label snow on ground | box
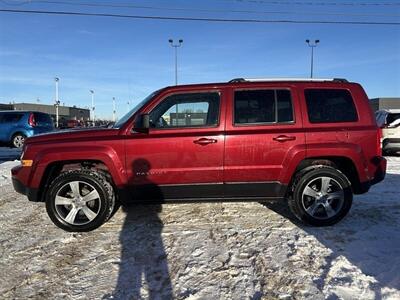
[0,147,399,299]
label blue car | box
[0,111,54,147]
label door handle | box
[273,135,296,142]
[193,138,218,145]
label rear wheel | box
[288,166,353,226]
[11,133,26,148]
[46,170,115,232]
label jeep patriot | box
[12,78,387,231]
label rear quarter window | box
[305,89,358,123]
[387,113,400,125]
[1,113,24,123]
[34,113,53,124]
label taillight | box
[377,127,382,156]
[28,113,36,127]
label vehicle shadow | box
[262,172,400,297]
[107,158,173,299]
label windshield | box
[113,90,160,128]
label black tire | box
[46,170,115,232]
[288,166,353,226]
[11,133,26,148]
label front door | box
[125,89,226,201]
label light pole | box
[112,97,116,122]
[90,90,95,126]
[305,39,320,78]
[54,77,60,128]
[168,39,183,85]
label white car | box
[376,109,400,155]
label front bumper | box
[12,177,39,202]
[11,165,39,202]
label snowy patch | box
[0,155,399,299]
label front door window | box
[149,92,220,129]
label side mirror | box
[133,113,150,133]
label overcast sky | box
[0,0,399,119]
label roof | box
[228,77,348,83]
[376,109,400,113]
[164,77,354,90]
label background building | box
[369,98,400,112]
[0,103,13,110]
[0,102,90,126]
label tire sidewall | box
[293,167,353,226]
[46,171,113,232]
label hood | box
[25,127,120,144]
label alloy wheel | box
[301,176,345,220]
[13,135,25,148]
[54,181,101,225]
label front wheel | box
[288,167,353,226]
[46,170,115,232]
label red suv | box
[12,78,386,231]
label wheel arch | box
[35,159,121,202]
[9,130,27,142]
[291,156,363,194]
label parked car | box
[0,111,54,148]
[67,119,83,128]
[12,78,386,231]
[375,109,400,155]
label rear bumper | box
[370,156,386,185]
[357,156,386,194]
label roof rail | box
[228,77,348,83]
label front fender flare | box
[28,145,127,189]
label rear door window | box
[2,113,24,123]
[305,89,358,123]
[234,89,294,125]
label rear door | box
[0,113,24,141]
[0,113,5,141]
[224,85,305,199]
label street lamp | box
[305,39,320,78]
[90,90,95,126]
[168,39,183,85]
[54,77,60,128]
[112,97,116,122]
